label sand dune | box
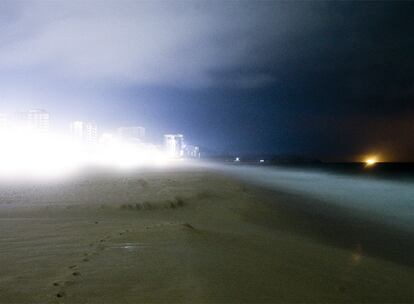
[0,168,413,303]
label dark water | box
[228,162,414,181]
[266,162,414,181]
[211,162,414,231]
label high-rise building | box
[70,121,98,145]
[184,145,200,158]
[0,113,8,131]
[27,109,50,132]
[164,134,184,158]
[117,126,145,142]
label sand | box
[0,168,413,303]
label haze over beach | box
[1,1,414,303]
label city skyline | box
[0,1,413,161]
[0,107,199,161]
[0,108,199,151]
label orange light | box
[365,158,377,167]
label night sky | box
[0,1,413,161]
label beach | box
[0,166,413,303]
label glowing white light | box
[235,157,240,162]
[0,124,170,179]
[94,136,168,168]
[0,126,81,178]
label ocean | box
[210,162,414,232]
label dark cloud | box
[0,1,309,88]
[0,1,413,160]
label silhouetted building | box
[70,121,98,145]
[27,109,50,132]
[184,144,200,158]
[10,109,50,132]
[164,134,184,158]
[0,113,8,131]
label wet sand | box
[0,168,413,303]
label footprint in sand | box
[56,291,66,298]
[119,229,130,236]
[52,281,75,300]
[53,280,75,287]
[52,228,134,298]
